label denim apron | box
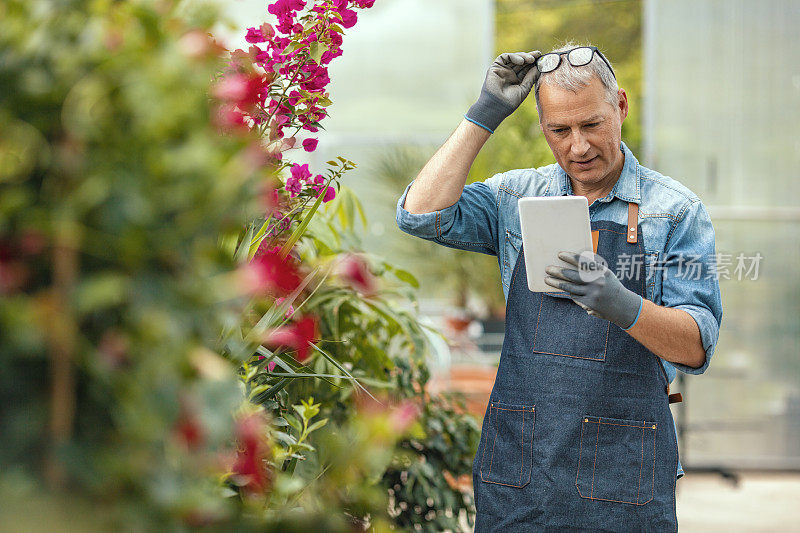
[472,212,679,532]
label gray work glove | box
[544,251,644,330]
[465,51,542,133]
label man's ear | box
[617,88,629,122]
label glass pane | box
[646,0,800,469]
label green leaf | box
[279,176,327,259]
[294,442,314,452]
[250,379,290,403]
[275,431,298,446]
[284,414,302,433]
[309,41,327,65]
[393,268,419,288]
[307,418,328,433]
[307,215,340,252]
[76,273,129,313]
[234,223,254,264]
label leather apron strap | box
[627,202,638,244]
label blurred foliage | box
[0,0,482,529]
[382,356,481,532]
[0,0,260,527]
[245,181,483,528]
[377,146,507,316]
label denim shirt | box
[395,141,723,384]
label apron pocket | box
[533,292,611,361]
[479,401,535,488]
[576,416,657,505]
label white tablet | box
[518,196,593,293]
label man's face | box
[538,76,628,188]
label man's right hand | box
[465,51,541,134]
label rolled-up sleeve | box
[395,172,505,256]
[660,200,723,375]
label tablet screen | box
[517,196,593,293]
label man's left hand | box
[544,251,643,330]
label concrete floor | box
[457,472,800,532]
[677,472,800,532]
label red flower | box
[212,73,262,107]
[263,315,319,362]
[231,412,271,495]
[213,103,248,134]
[174,396,205,450]
[336,253,377,296]
[242,246,303,297]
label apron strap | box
[666,383,683,404]
[627,202,638,244]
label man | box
[395,43,723,531]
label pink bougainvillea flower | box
[263,315,319,363]
[245,27,266,43]
[268,0,307,18]
[257,211,291,241]
[212,73,262,107]
[231,412,271,496]
[254,354,278,372]
[269,0,307,34]
[285,175,302,197]
[322,186,336,203]
[213,103,249,134]
[274,296,295,319]
[389,400,420,433]
[242,246,303,297]
[339,8,358,28]
[290,162,312,181]
[302,70,330,92]
[245,23,276,44]
[336,253,376,296]
[302,138,318,152]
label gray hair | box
[534,42,619,119]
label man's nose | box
[569,131,590,157]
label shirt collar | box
[556,141,641,204]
